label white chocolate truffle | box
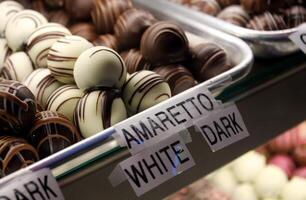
[210,168,237,195]
[23,68,63,109]
[0,39,11,70]
[74,46,127,91]
[1,52,33,82]
[0,1,23,37]
[254,165,288,199]
[5,10,47,51]
[232,151,266,182]
[232,184,257,200]
[122,70,171,115]
[281,177,306,200]
[47,85,84,122]
[74,90,127,138]
[47,35,93,84]
[27,23,71,68]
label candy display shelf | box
[58,53,306,200]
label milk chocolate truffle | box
[5,10,48,51]
[46,85,84,121]
[217,5,250,27]
[32,0,49,18]
[27,23,72,68]
[47,35,93,84]
[1,52,34,82]
[48,10,70,27]
[120,49,151,74]
[28,111,80,159]
[0,39,11,69]
[285,6,306,28]
[141,21,189,65]
[191,43,231,81]
[248,12,287,30]
[93,34,119,51]
[154,65,196,96]
[216,0,239,8]
[240,0,268,13]
[69,23,98,42]
[74,90,127,138]
[91,0,133,34]
[23,68,63,109]
[0,80,37,136]
[74,46,127,91]
[114,9,156,50]
[0,1,23,37]
[65,0,93,21]
[188,0,221,16]
[0,136,38,177]
[44,0,64,8]
[122,70,171,115]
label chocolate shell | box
[240,0,269,13]
[44,0,64,8]
[65,0,93,21]
[120,49,151,74]
[216,0,239,8]
[217,5,250,27]
[285,6,306,28]
[247,12,287,30]
[69,23,98,42]
[188,0,221,16]
[93,34,120,51]
[48,10,70,27]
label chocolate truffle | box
[191,43,231,81]
[91,0,133,34]
[0,136,38,177]
[154,65,196,96]
[1,52,34,82]
[5,10,48,51]
[120,49,151,74]
[48,10,70,27]
[47,35,93,84]
[23,68,63,109]
[293,145,306,166]
[74,90,127,138]
[69,23,98,42]
[216,0,239,8]
[0,39,11,69]
[282,177,306,200]
[285,6,306,28]
[232,184,257,200]
[188,0,221,16]
[248,12,287,30]
[0,80,37,136]
[217,5,250,27]
[240,0,269,13]
[141,21,189,65]
[32,0,49,18]
[74,46,127,91]
[44,0,64,8]
[0,1,24,37]
[293,167,306,179]
[210,168,237,196]
[93,34,119,51]
[46,85,84,122]
[122,70,171,115]
[27,23,72,68]
[114,9,156,50]
[65,0,93,21]
[28,111,80,159]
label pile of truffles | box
[171,0,306,30]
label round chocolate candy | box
[47,35,93,84]
[293,167,306,179]
[0,39,11,69]
[44,0,64,8]
[91,0,133,34]
[293,145,306,166]
[217,5,250,27]
[247,12,287,31]
[191,43,231,81]
[46,85,84,122]
[28,111,81,159]
[27,23,72,68]
[285,6,306,28]
[240,0,268,13]
[140,21,189,65]
[281,177,306,200]
[48,10,70,27]
[154,65,196,96]
[5,10,48,51]
[1,52,34,82]
[74,46,127,91]
[74,90,127,138]
[65,0,93,21]
[31,0,49,18]
[269,154,296,177]
[216,0,239,8]
[120,49,151,74]
[188,0,221,16]
[69,23,98,42]
[0,80,37,136]
[0,136,38,177]
[114,9,156,50]
[23,68,63,109]
[122,70,171,115]
[93,34,120,52]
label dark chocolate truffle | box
[32,0,49,18]
[48,10,70,27]
[140,21,189,65]
[188,0,221,16]
[65,0,93,21]
[240,0,269,13]
[217,5,250,27]
[120,49,151,74]
[0,80,37,136]
[191,43,231,81]
[0,136,38,177]
[93,34,119,51]
[285,6,306,28]
[114,9,156,50]
[27,111,81,159]
[216,0,239,8]
[154,65,196,96]
[69,23,98,42]
[91,0,133,34]
[44,0,64,8]
[247,12,287,31]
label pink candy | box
[269,154,296,177]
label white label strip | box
[113,85,219,155]
[0,168,65,200]
[289,23,306,54]
[194,104,249,152]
